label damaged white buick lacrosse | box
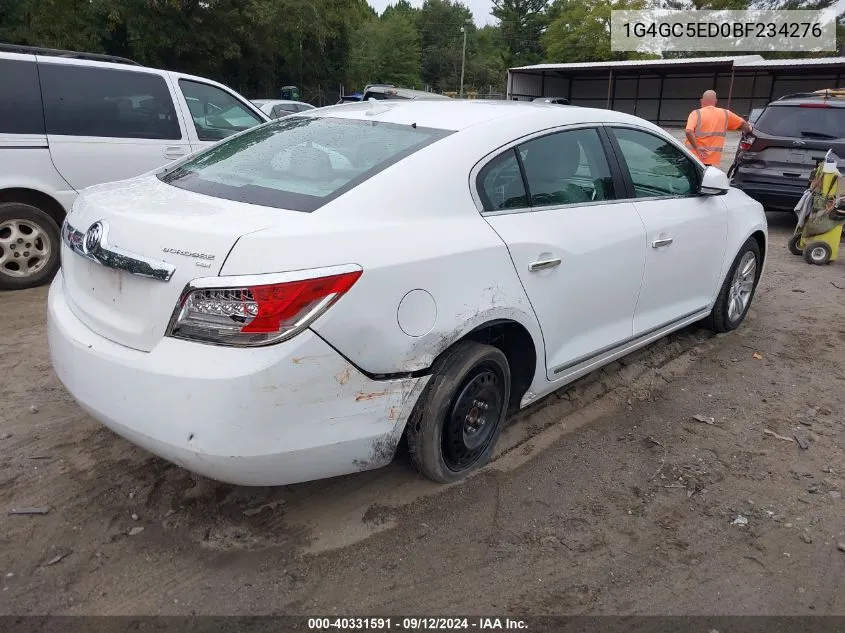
[48,99,767,486]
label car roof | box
[262,99,313,106]
[770,90,845,108]
[308,99,655,133]
[365,86,451,100]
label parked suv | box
[730,90,845,211]
[0,44,269,290]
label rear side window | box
[755,104,845,140]
[517,128,615,206]
[478,149,528,211]
[39,64,180,139]
[159,116,451,212]
[0,58,45,134]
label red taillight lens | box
[799,103,832,108]
[739,135,755,151]
[168,269,362,347]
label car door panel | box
[478,126,646,381]
[38,61,191,191]
[486,204,646,379]
[607,126,729,335]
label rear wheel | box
[406,341,510,484]
[0,203,61,290]
[708,237,761,333]
[803,241,831,266]
[788,234,803,256]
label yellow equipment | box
[788,149,845,265]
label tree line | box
[0,0,840,104]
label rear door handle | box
[528,258,561,272]
[652,237,673,248]
[164,146,187,160]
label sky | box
[367,0,496,26]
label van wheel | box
[0,203,61,290]
[406,341,511,484]
[787,234,803,256]
[803,241,831,266]
[707,237,761,333]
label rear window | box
[159,116,451,212]
[755,104,845,140]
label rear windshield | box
[159,116,450,211]
[755,104,845,140]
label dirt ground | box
[1,211,844,616]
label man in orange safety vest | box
[685,90,752,167]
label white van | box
[0,44,269,290]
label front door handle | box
[652,237,674,249]
[528,258,562,272]
[164,146,187,160]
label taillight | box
[167,268,362,347]
[799,103,832,108]
[739,135,755,151]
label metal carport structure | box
[507,56,845,126]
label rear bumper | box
[47,272,426,486]
[732,176,805,211]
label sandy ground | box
[1,202,845,614]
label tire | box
[406,341,511,484]
[0,202,61,290]
[788,234,804,256]
[707,237,761,333]
[803,241,831,266]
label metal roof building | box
[507,56,845,125]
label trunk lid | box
[61,175,306,352]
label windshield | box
[755,104,845,139]
[159,116,450,212]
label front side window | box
[39,64,180,139]
[159,116,451,212]
[0,58,45,135]
[611,127,698,198]
[517,128,615,207]
[179,80,263,142]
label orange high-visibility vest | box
[685,106,741,167]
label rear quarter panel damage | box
[220,127,549,402]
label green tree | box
[492,0,548,66]
[348,11,422,88]
[543,0,650,62]
[416,0,475,91]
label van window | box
[39,64,181,139]
[178,80,263,142]
[0,58,45,135]
[159,116,451,212]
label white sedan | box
[48,100,767,486]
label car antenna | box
[411,122,417,128]
[366,98,391,116]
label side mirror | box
[700,166,730,195]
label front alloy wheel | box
[708,237,761,333]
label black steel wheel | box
[406,341,510,483]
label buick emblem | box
[83,221,105,255]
